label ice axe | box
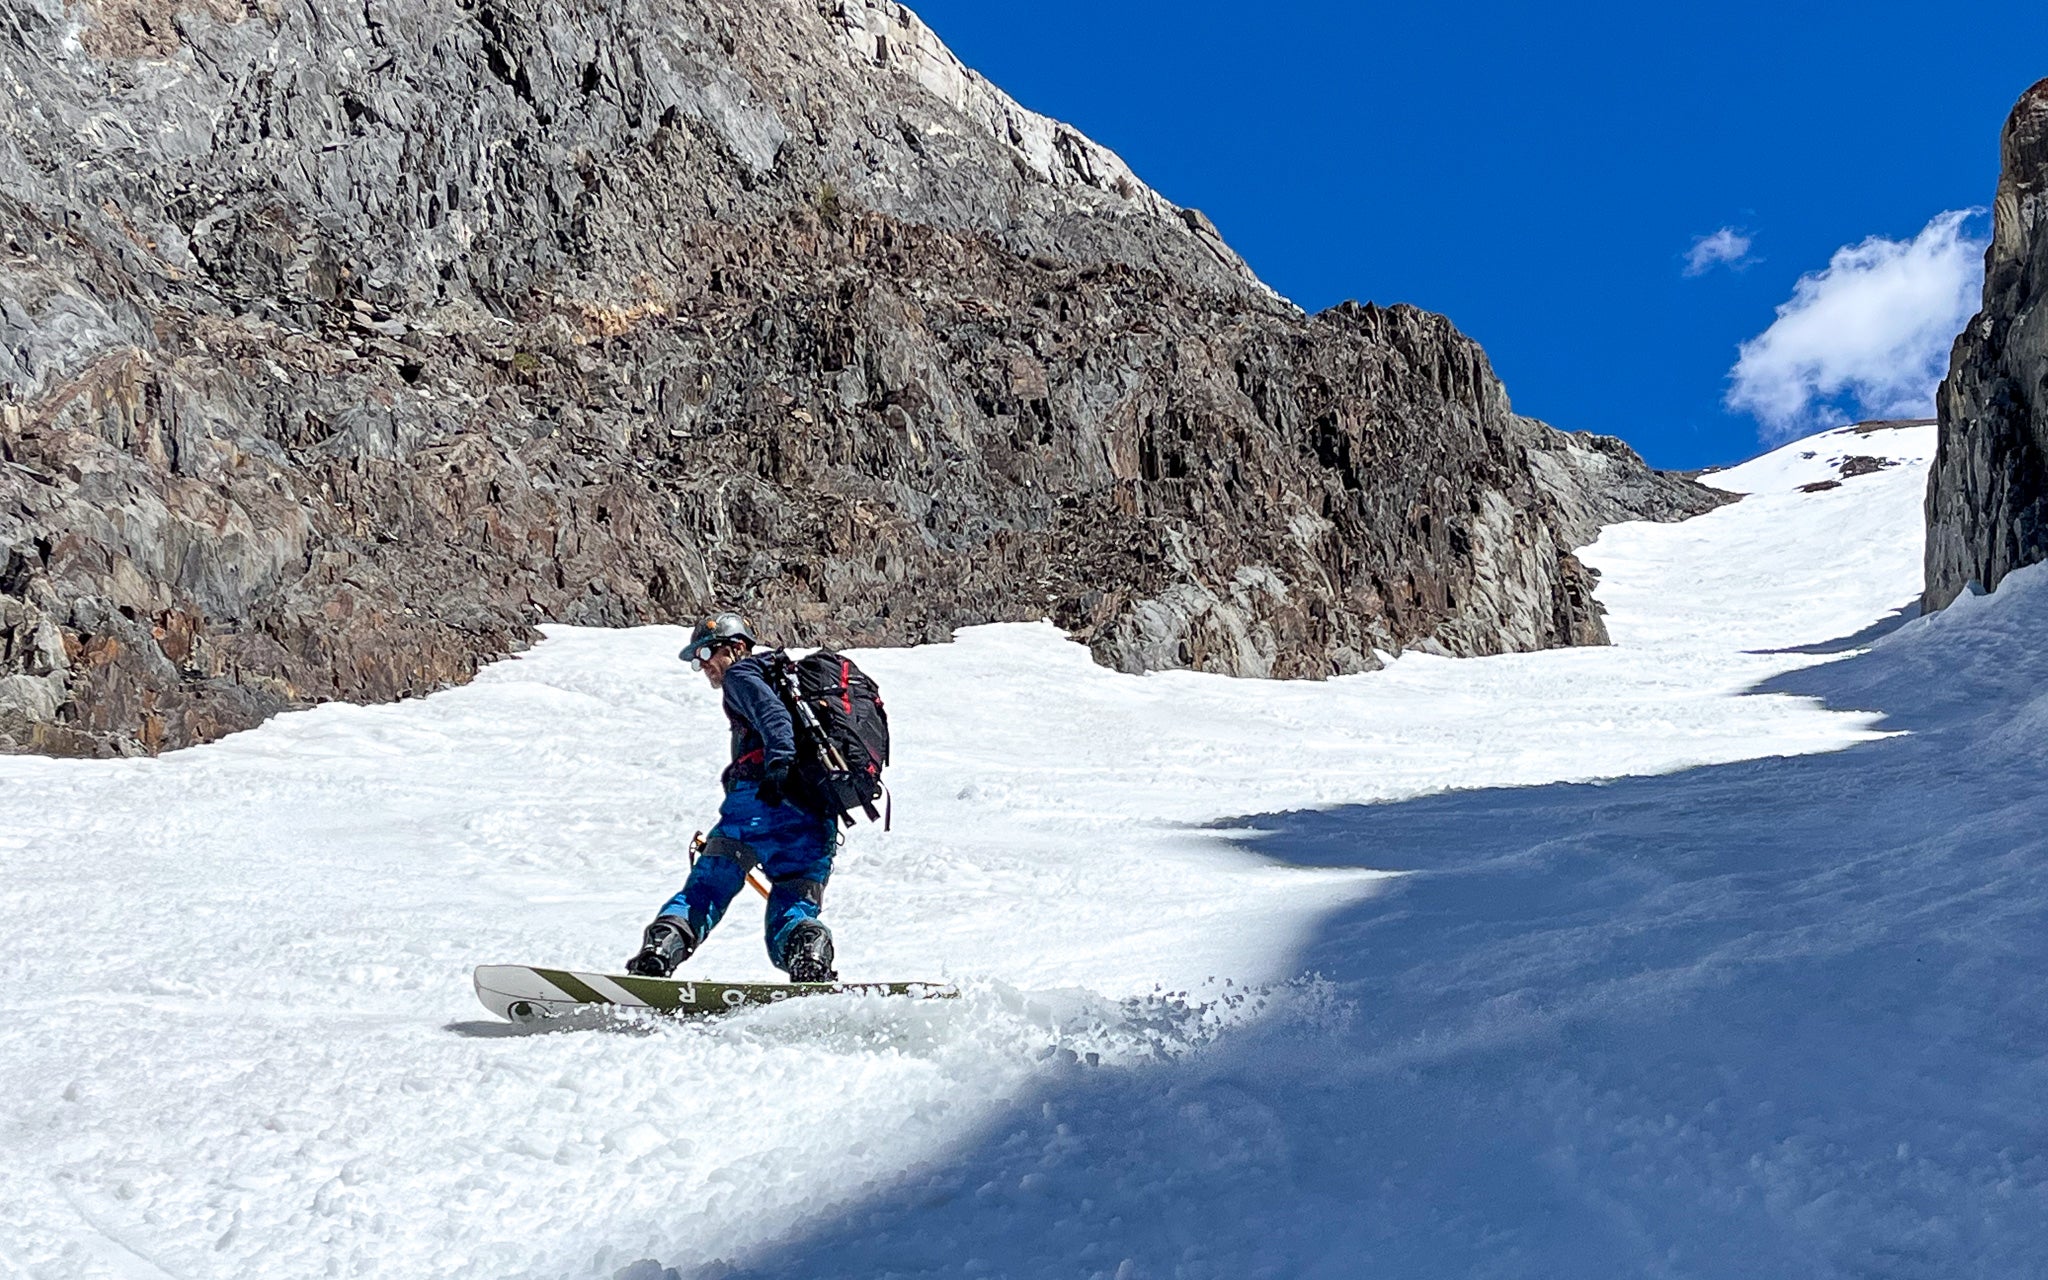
[690,830,774,901]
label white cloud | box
[1725,210,1987,439]
[1684,227,1755,276]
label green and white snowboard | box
[473,964,956,1024]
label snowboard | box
[473,964,956,1024]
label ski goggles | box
[682,639,729,669]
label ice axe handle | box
[694,828,769,899]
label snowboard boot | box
[624,916,697,977]
[781,920,838,984]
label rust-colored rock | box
[0,0,1720,756]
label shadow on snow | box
[1753,601,1923,656]
[650,577,2048,1280]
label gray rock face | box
[0,0,1720,756]
[1926,78,2048,610]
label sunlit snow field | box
[9,423,2047,1278]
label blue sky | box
[905,0,2048,470]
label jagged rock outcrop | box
[0,0,1719,756]
[1926,78,2048,609]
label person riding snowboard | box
[626,611,839,983]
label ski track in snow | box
[10,423,2043,1278]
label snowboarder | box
[626,611,840,982]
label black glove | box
[757,761,790,808]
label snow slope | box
[12,421,2043,1278]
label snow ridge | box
[10,423,2039,1278]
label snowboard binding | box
[625,916,698,977]
[781,920,838,983]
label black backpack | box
[770,649,890,826]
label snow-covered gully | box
[8,424,2045,1277]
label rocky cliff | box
[0,0,1719,756]
[1926,78,2048,609]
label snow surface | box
[9,421,2045,1278]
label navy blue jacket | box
[720,652,797,788]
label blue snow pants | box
[657,781,837,970]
